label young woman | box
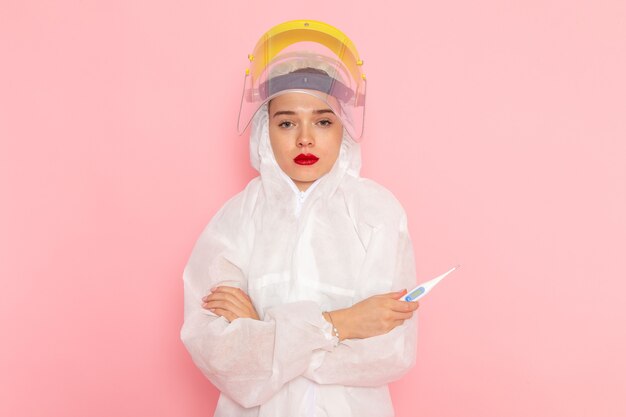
[181,20,419,417]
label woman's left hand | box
[202,286,260,322]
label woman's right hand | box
[202,286,260,322]
[328,289,419,340]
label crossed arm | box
[180,197,418,408]
[202,285,417,341]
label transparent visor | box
[237,20,367,141]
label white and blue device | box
[402,265,460,302]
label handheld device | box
[402,265,460,302]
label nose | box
[297,125,314,148]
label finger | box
[207,287,260,320]
[204,291,248,311]
[220,291,258,317]
[238,288,253,301]
[204,291,246,308]
[211,287,258,317]
[208,287,253,307]
[204,289,259,317]
[210,286,249,297]
[235,288,255,304]
[380,289,407,298]
[211,308,238,323]
[203,299,248,318]
[204,297,258,321]
[390,289,408,299]
[388,299,419,312]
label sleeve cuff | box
[320,316,340,347]
[263,300,339,349]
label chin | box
[292,176,317,183]
[290,171,319,182]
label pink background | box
[1,1,625,416]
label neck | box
[294,180,313,192]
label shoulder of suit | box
[338,176,407,227]
[213,176,262,220]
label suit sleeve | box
[302,210,419,387]
[180,193,337,409]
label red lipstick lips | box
[294,153,319,165]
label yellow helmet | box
[237,19,367,141]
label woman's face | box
[268,92,344,192]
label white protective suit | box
[180,102,419,417]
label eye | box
[318,119,333,127]
[278,121,295,128]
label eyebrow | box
[272,109,335,118]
